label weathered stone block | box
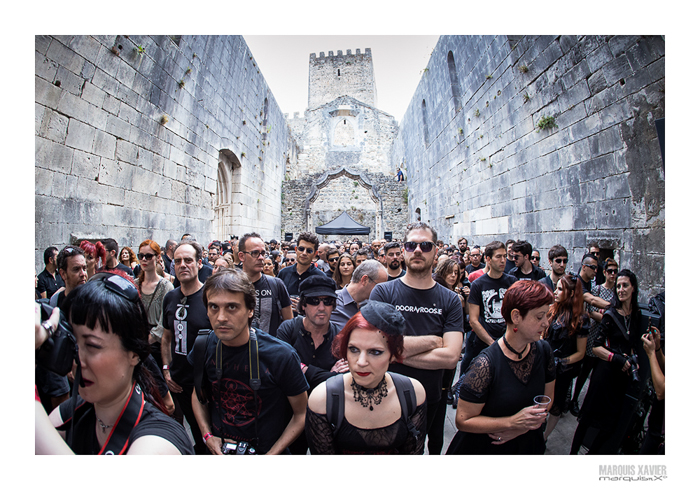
[36,136,73,173]
[65,118,96,153]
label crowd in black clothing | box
[35,230,664,455]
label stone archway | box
[304,167,384,239]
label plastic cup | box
[533,395,551,408]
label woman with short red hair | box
[447,280,556,454]
[305,300,427,454]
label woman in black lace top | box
[447,280,555,454]
[305,301,427,454]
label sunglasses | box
[242,250,264,259]
[297,246,315,255]
[100,274,139,303]
[531,256,540,261]
[328,257,339,263]
[554,258,568,264]
[404,241,435,253]
[137,252,156,260]
[305,297,335,306]
[583,263,597,270]
[605,268,618,274]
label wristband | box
[162,364,170,370]
[300,363,307,370]
[203,432,213,444]
[608,352,614,362]
[655,347,661,352]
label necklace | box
[502,335,528,359]
[96,416,114,433]
[351,376,388,411]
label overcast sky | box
[244,35,439,122]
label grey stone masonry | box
[391,35,664,301]
[35,35,291,270]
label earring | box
[513,327,518,332]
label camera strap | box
[58,381,145,454]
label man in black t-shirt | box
[238,232,292,336]
[465,246,486,275]
[508,240,546,281]
[277,232,325,309]
[161,240,211,454]
[190,268,308,454]
[99,238,135,278]
[539,244,569,292]
[384,242,406,281]
[37,246,64,299]
[462,241,517,375]
[370,223,463,454]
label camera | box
[627,354,640,383]
[35,300,78,376]
[221,440,256,455]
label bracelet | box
[608,352,614,362]
[300,363,307,370]
[41,320,54,339]
[203,432,213,444]
[162,364,170,371]
[655,347,661,352]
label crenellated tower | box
[308,48,377,109]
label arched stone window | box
[215,149,241,239]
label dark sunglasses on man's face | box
[605,268,618,274]
[328,257,339,263]
[137,253,156,261]
[305,297,335,306]
[531,256,540,261]
[297,246,315,255]
[554,258,568,264]
[404,241,435,253]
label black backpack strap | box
[325,373,345,436]
[267,276,284,320]
[388,372,420,440]
[193,329,212,405]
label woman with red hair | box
[79,240,106,279]
[447,280,555,454]
[305,300,427,454]
[542,273,588,441]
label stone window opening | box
[448,51,462,115]
[421,100,429,147]
[415,207,422,221]
[338,69,341,77]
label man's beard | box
[406,256,432,275]
[388,260,401,271]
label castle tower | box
[308,48,377,109]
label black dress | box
[544,316,589,416]
[571,308,650,454]
[447,340,556,455]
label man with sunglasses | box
[238,232,293,337]
[324,248,340,278]
[508,240,546,281]
[369,222,464,454]
[277,232,325,311]
[540,245,569,292]
[161,240,212,454]
[277,274,348,454]
[579,253,611,310]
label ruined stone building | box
[35,35,664,298]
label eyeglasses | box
[554,258,568,264]
[404,241,435,253]
[137,253,156,261]
[242,250,264,259]
[297,246,315,255]
[305,297,335,306]
[582,263,597,270]
[328,257,339,263]
[531,256,540,261]
[590,251,600,256]
[605,268,618,274]
[100,274,139,303]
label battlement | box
[310,48,372,60]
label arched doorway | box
[215,149,241,240]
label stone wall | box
[392,35,665,299]
[35,35,290,270]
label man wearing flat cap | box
[277,274,349,454]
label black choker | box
[351,376,388,411]
[502,335,528,359]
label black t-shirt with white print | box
[163,286,211,386]
[252,275,291,337]
[370,279,463,404]
[467,273,518,341]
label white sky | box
[244,35,439,121]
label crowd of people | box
[34,225,664,455]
